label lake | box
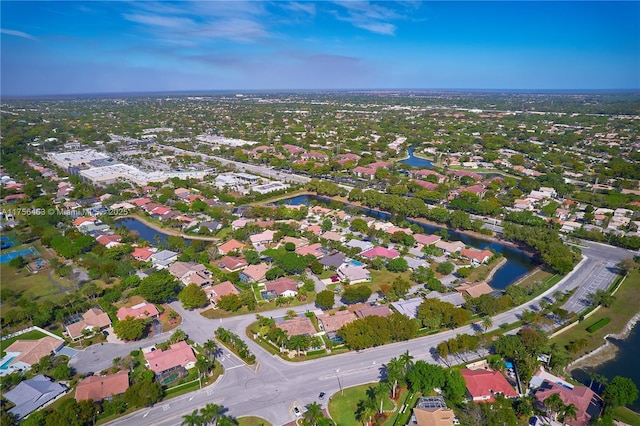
[115,218,190,246]
[571,325,640,413]
[278,194,534,289]
[400,146,434,168]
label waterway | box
[571,325,640,413]
[115,218,190,246]
[400,146,434,168]
[278,194,534,289]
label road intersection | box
[83,240,636,425]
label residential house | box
[281,236,309,249]
[198,221,221,233]
[434,240,465,255]
[132,247,157,262]
[408,396,456,426]
[460,248,493,265]
[423,291,465,307]
[116,302,159,321]
[264,277,299,298]
[317,310,357,334]
[96,234,122,249]
[404,256,429,270]
[390,298,423,320]
[460,368,518,402]
[361,246,400,260]
[321,231,344,243]
[354,305,392,319]
[65,308,112,341]
[240,263,270,283]
[205,281,240,305]
[218,239,246,255]
[75,370,129,402]
[4,375,67,419]
[169,262,212,286]
[295,243,325,259]
[534,380,603,426]
[412,179,439,191]
[410,169,446,183]
[319,253,346,269]
[250,230,276,246]
[455,282,494,298]
[149,250,178,268]
[217,256,248,272]
[337,263,371,284]
[1,337,65,376]
[414,234,442,246]
[276,317,317,337]
[144,341,197,380]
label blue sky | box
[1,1,639,95]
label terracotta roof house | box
[412,179,439,191]
[309,206,332,216]
[169,262,211,286]
[240,263,270,283]
[301,151,329,161]
[131,197,152,207]
[361,246,400,260]
[3,337,64,373]
[96,234,122,249]
[455,282,494,298]
[73,216,97,227]
[282,144,307,155]
[116,302,159,321]
[4,375,67,419]
[414,234,442,246]
[265,277,299,297]
[354,305,392,319]
[337,264,371,284]
[411,169,446,183]
[66,308,112,340]
[276,317,317,337]
[321,231,344,242]
[144,341,197,376]
[305,224,322,235]
[460,248,493,265]
[75,371,129,402]
[460,368,518,402]
[205,281,240,305]
[317,310,357,333]
[218,239,246,255]
[250,230,276,245]
[408,397,455,426]
[534,381,603,426]
[132,247,157,261]
[217,256,248,272]
[296,243,324,258]
[281,236,309,249]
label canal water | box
[278,194,534,289]
[400,146,434,168]
[571,325,640,413]
[115,218,190,246]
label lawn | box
[237,416,273,426]
[463,256,504,283]
[612,406,640,425]
[328,383,396,426]
[551,269,640,360]
[369,269,412,293]
[1,264,65,300]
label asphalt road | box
[95,239,636,426]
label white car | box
[293,406,302,417]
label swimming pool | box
[0,247,35,264]
[0,356,16,370]
[349,259,364,267]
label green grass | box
[551,270,640,360]
[382,388,418,426]
[237,416,273,426]
[328,383,395,426]
[586,317,611,333]
[369,269,412,293]
[612,406,640,425]
[0,329,48,352]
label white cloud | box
[1,28,36,41]
[123,14,194,29]
[332,1,416,35]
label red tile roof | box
[460,368,518,401]
[265,277,298,296]
[534,381,602,426]
[116,302,159,321]
[361,246,400,259]
[144,341,196,374]
[75,371,129,402]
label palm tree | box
[199,403,222,425]
[303,402,323,426]
[182,410,203,426]
[544,393,565,421]
[372,382,390,414]
[203,339,219,361]
[355,399,376,426]
[559,403,578,425]
[481,316,493,333]
[385,357,404,399]
[399,350,414,373]
[216,415,238,426]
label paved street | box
[96,239,637,425]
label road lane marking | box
[143,411,150,418]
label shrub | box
[586,317,611,333]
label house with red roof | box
[264,277,299,298]
[282,144,307,155]
[205,281,240,305]
[414,234,441,246]
[75,371,129,402]
[460,368,518,402]
[144,341,197,378]
[131,198,152,207]
[73,216,97,227]
[534,381,603,426]
[65,308,112,341]
[410,169,446,183]
[218,239,246,255]
[240,263,270,283]
[295,243,324,259]
[96,234,122,249]
[460,248,493,265]
[116,302,159,321]
[301,151,329,161]
[412,179,439,191]
[217,256,248,272]
[132,247,157,262]
[361,246,400,260]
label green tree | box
[182,409,203,426]
[315,290,335,310]
[603,376,639,408]
[124,379,163,407]
[169,329,187,344]
[436,261,455,275]
[113,316,147,341]
[179,284,208,309]
[342,285,372,304]
[245,250,260,265]
[138,270,179,303]
[386,257,408,272]
[199,403,223,425]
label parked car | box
[319,391,326,400]
[293,406,302,417]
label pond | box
[277,195,535,290]
[115,218,190,246]
[400,146,434,169]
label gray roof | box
[345,239,374,251]
[5,375,67,419]
[150,250,178,261]
[319,253,346,268]
[423,291,465,307]
[390,298,423,320]
[403,256,428,270]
